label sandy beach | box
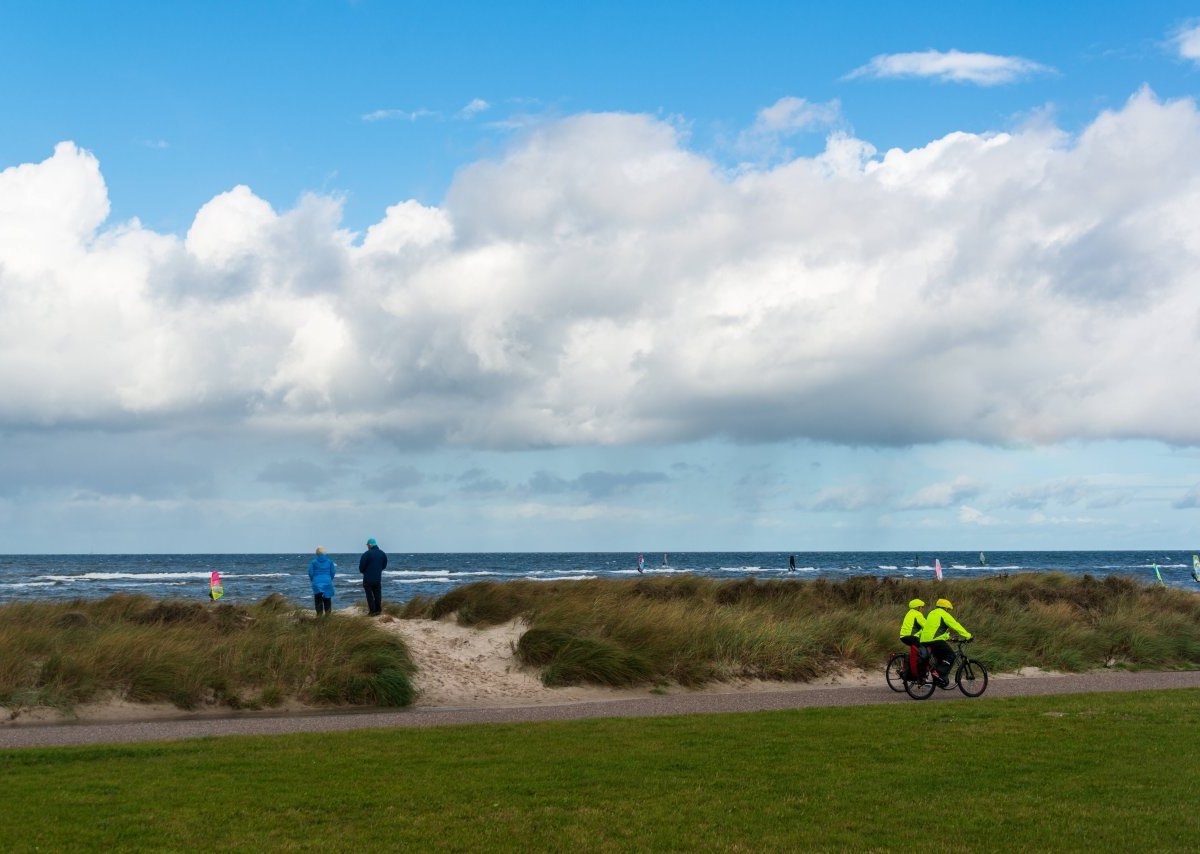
[378,614,878,708]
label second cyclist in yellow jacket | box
[918,598,972,685]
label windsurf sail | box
[979,552,986,566]
[209,570,224,601]
[1153,563,1165,587]
[934,559,943,582]
[637,553,644,574]
[1193,554,1199,583]
[663,553,668,566]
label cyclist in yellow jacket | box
[918,598,972,686]
[899,598,927,679]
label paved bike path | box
[3,670,1198,749]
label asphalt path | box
[3,670,1198,750]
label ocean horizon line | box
[2,548,1196,557]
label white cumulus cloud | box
[1174,484,1200,509]
[3,88,1200,454]
[459,98,491,118]
[958,506,998,526]
[1174,22,1200,62]
[737,96,842,158]
[749,96,841,134]
[846,49,1053,85]
[362,108,437,122]
[899,477,982,510]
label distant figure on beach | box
[308,547,336,616]
[918,598,972,687]
[788,555,796,572]
[359,537,388,616]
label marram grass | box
[4,573,1197,713]
[402,572,1200,687]
[0,593,415,713]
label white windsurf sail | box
[934,558,943,581]
[1193,554,1199,583]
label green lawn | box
[6,689,1199,852]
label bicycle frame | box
[899,637,988,699]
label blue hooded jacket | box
[308,554,337,598]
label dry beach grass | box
[399,571,1200,687]
[3,572,1198,722]
[377,612,874,707]
[0,593,415,718]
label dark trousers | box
[363,581,382,615]
[314,594,331,615]
[928,640,955,677]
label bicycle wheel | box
[956,658,989,697]
[885,654,907,692]
[904,673,936,700]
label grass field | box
[4,689,1198,851]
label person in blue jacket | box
[359,537,388,616]
[307,547,336,616]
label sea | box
[0,551,1196,609]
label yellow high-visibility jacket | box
[919,607,972,643]
[899,609,926,640]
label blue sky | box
[2,1,1200,552]
[7,1,1199,232]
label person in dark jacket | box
[307,547,336,616]
[359,537,387,616]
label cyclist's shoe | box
[934,673,950,688]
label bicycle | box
[885,641,930,692]
[885,648,913,693]
[901,639,988,700]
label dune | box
[376,614,873,708]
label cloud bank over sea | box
[2,88,1199,458]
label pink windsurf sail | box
[209,570,224,600]
[934,559,943,582]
